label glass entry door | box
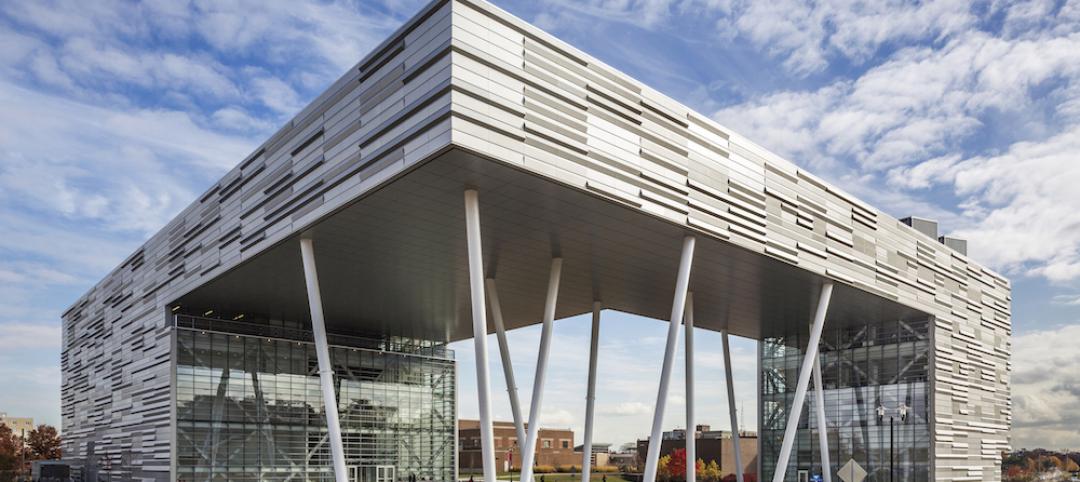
[376,465,396,482]
[352,465,396,482]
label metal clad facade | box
[61,0,1011,481]
[60,3,456,480]
[444,1,1011,480]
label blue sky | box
[1,0,1079,451]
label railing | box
[174,314,454,359]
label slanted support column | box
[582,302,602,482]
[685,293,696,482]
[519,257,564,482]
[486,278,527,447]
[772,282,834,482]
[643,236,696,482]
[813,355,832,482]
[722,331,744,482]
[299,237,348,482]
[464,189,497,482]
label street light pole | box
[889,416,894,482]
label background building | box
[574,443,612,467]
[0,412,34,436]
[636,426,757,477]
[458,420,579,473]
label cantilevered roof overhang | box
[175,147,928,342]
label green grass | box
[493,474,633,482]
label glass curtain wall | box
[175,320,456,482]
[759,317,931,482]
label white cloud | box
[607,402,653,416]
[0,323,61,350]
[211,107,276,133]
[251,76,305,116]
[945,125,1080,280]
[542,408,577,427]
[0,81,261,234]
[714,26,1080,282]
[1012,323,1080,449]
[535,0,980,76]
[1051,294,1080,306]
[720,31,1080,171]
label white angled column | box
[643,236,696,482]
[582,302,602,482]
[772,282,834,482]
[486,278,527,448]
[519,257,564,482]
[721,331,744,482]
[684,293,696,482]
[813,356,832,482]
[299,237,348,482]
[464,189,497,482]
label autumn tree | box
[667,448,688,480]
[657,454,672,481]
[26,425,61,460]
[1049,455,1065,470]
[0,424,22,481]
[701,460,722,482]
[1066,458,1079,473]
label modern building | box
[607,450,638,471]
[458,420,578,473]
[0,412,34,436]
[60,0,1011,481]
[574,443,612,467]
[636,426,758,478]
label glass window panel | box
[176,324,455,481]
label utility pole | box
[20,428,26,481]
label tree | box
[0,423,23,482]
[1065,458,1079,472]
[1048,455,1065,470]
[657,454,672,481]
[667,449,687,480]
[26,425,61,460]
[701,460,722,482]
[1040,456,1057,471]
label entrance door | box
[376,465,396,482]
[349,467,361,482]
[797,470,809,482]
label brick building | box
[459,420,581,474]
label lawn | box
[491,474,634,482]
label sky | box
[1,0,1079,452]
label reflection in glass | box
[176,322,455,482]
[760,318,931,482]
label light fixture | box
[204,309,214,316]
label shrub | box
[593,466,620,473]
[657,455,672,481]
[701,461,721,482]
[533,465,556,474]
[666,449,687,480]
